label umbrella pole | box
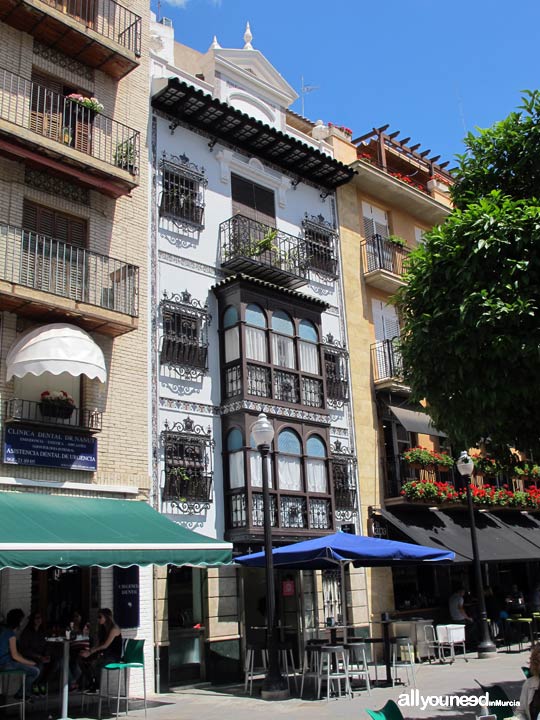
[340,563,348,644]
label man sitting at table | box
[0,608,40,700]
[19,611,50,695]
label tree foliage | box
[395,91,540,458]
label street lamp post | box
[250,412,289,700]
[456,451,497,658]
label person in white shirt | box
[515,644,540,720]
[449,588,473,622]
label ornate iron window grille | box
[331,440,358,521]
[323,333,350,407]
[161,416,214,514]
[302,213,339,278]
[159,152,207,231]
[160,290,210,378]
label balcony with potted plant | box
[361,233,410,292]
[6,391,102,432]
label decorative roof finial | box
[209,35,221,49]
[243,21,253,49]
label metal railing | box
[159,193,204,227]
[5,398,102,431]
[247,364,271,398]
[0,68,140,175]
[305,239,337,276]
[40,0,141,55]
[0,224,139,316]
[219,214,307,279]
[301,376,324,407]
[274,370,300,404]
[384,455,457,498]
[361,234,409,275]
[371,339,403,383]
[160,336,207,370]
[163,468,213,503]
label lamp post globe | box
[250,412,288,699]
[456,450,496,657]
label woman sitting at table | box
[18,611,50,695]
[78,608,122,694]
[516,643,540,720]
[0,608,40,699]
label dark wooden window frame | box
[223,416,335,537]
[160,290,209,377]
[161,416,214,513]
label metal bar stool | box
[276,641,298,692]
[98,639,147,720]
[344,642,371,695]
[244,642,268,696]
[0,668,26,720]
[300,644,322,698]
[317,645,352,701]
[391,638,417,687]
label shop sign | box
[114,566,140,629]
[282,579,295,597]
[3,425,97,471]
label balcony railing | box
[160,336,207,370]
[247,364,271,398]
[0,224,139,316]
[305,239,337,277]
[40,0,142,55]
[371,339,403,383]
[219,214,308,289]
[274,370,300,404]
[384,455,456,499]
[362,234,409,276]
[0,68,140,176]
[159,193,204,227]
[5,398,102,432]
[163,468,213,504]
[301,377,323,407]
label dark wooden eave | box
[0,0,140,79]
[212,273,330,311]
[152,78,355,191]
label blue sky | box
[154,0,540,169]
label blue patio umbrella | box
[235,531,455,569]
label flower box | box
[39,400,75,419]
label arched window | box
[245,303,267,362]
[271,310,295,369]
[223,306,240,363]
[299,319,319,375]
[248,433,273,488]
[306,434,328,494]
[277,428,302,491]
[227,428,244,489]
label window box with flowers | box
[402,447,454,471]
[401,480,540,510]
[471,454,502,477]
[39,390,76,419]
[66,94,104,114]
[327,122,353,141]
[513,464,540,484]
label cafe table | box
[46,635,89,719]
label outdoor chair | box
[476,681,511,720]
[300,644,322,698]
[276,640,298,692]
[522,666,531,678]
[424,624,443,663]
[316,645,352,701]
[344,642,371,694]
[98,638,147,720]
[435,624,467,662]
[366,699,405,720]
[0,668,26,720]
[391,638,416,687]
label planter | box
[39,401,75,419]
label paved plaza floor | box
[113,645,529,720]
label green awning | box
[0,492,232,569]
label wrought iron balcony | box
[371,339,407,390]
[219,214,308,289]
[229,492,332,533]
[304,239,337,277]
[160,336,208,371]
[301,377,324,408]
[0,0,141,79]
[361,234,409,292]
[0,68,140,181]
[247,364,271,398]
[384,455,456,499]
[274,370,300,404]
[0,224,139,323]
[163,467,213,505]
[5,398,102,432]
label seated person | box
[18,611,50,695]
[78,609,122,694]
[507,584,526,614]
[515,643,540,720]
[0,609,40,699]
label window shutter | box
[231,174,275,225]
[362,201,389,238]
[30,71,63,142]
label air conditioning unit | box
[160,17,172,27]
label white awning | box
[6,323,107,383]
[389,405,446,437]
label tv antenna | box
[300,76,319,117]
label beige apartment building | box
[326,126,454,620]
[0,0,154,685]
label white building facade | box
[149,20,366,686]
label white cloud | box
[162,0,189,7]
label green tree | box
[395,91,540,458]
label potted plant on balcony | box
[66,94,104,114]
[387,234,407,248]
[402,447,436,469]
[39,390,76,419]
[114,139,137,174]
